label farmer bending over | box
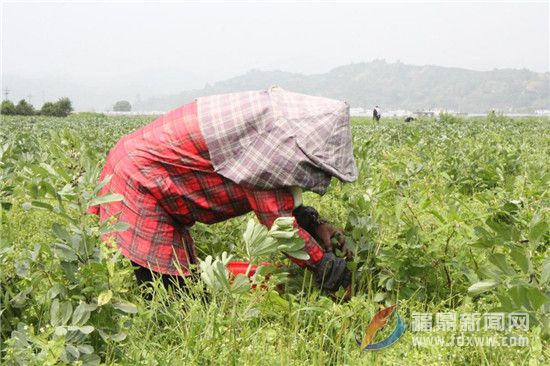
[90,87,358,297]
[373,105,381,122]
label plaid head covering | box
[197,86,358,194]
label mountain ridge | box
[135,60,550,113]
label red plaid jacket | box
[90,101,324,275]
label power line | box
[2,88,10,101]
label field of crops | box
[1,113,549,365]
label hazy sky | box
[1,1,549,109]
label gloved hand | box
[311,252,352,292]
[293,205,353,259]
[315,223,353,259]
[292,205,320,237]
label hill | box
[135,60,550,113]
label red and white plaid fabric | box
[198,86,358,194]
[90,101,324,275]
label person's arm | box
[244,188,352,292]
[244,188,324,267]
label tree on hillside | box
[41,98,73,117]
[113,100,132,112]
[40,102,56,116]
[15,100,35,116]
[1,100,16,115]
[55,98,73,117]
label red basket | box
[226,261,272,290]
[226,261,272,278]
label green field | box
[1,114,549,365]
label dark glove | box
[293,205,352,258]
[312,252,352,292]
[292,205,322,238]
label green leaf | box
[277,237,305,253]
[508,285,528,308]
[81,353,101,366]
[47,284,66,300]
[374,292,386,302]
[471,238,496,249]
[65,344,80,359]
[39,163,65,181]
[54,326,67,336]
[99,221,130,235]
[97,290,113,306]
[92,174,113,196]
[509,246,530,273]
[200,253,243,293]
[60,261,78,282]
[486,217,513,241]
[285,250,310,261]
[51,243,78,261]
[529,215,547,243]
[51,300,72,327]
[29,164,50,177]
[79,325,95,334]
[77,345,94,355]
[113,302,138,314]
[111,221,130,232]
[525,286,549,310]
[24,200,54,211]
[497,293,514,311]
[269,230,296,239]
[72,303,92,326]
[272,216,295,229]
[88,193,124,208]
[230,274,251,294]
[542,256,550,284]
[488,253,516,275]
[243,219,279,258]
[243,219,266,246]
[40,181,58,199]
[267,290,290,309]
[474,225,492,239]
[110,332,128,342]
[59,301,73,325]
[502,201,519,213]
[468,279,498,295]
[50,299,60,326]
[15,260,30,278]
[52,223,71,242]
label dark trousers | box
[132,261,189,289]
[132,261,199,301]
[131,261,209,303]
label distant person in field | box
[90,87,357,298]
[373,106,381,122]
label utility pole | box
[27,94,33,104]
[2,88,10,101]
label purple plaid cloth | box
[197,86,358,194]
